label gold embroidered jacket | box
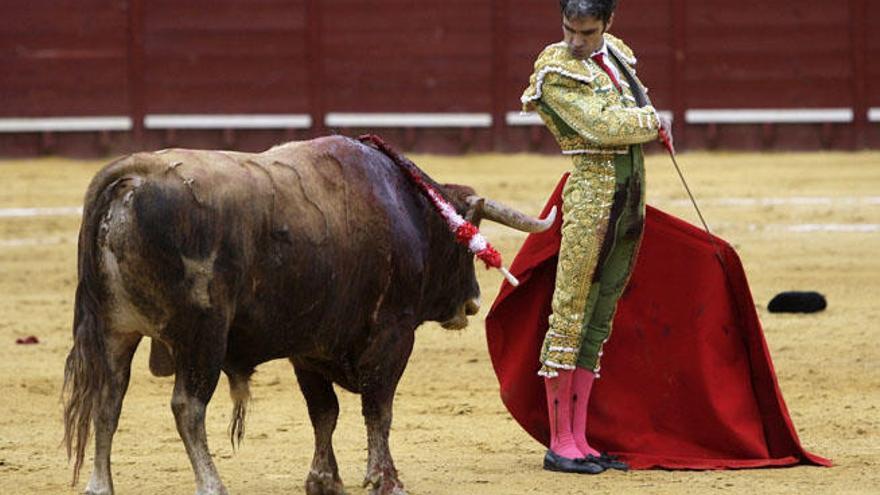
[521,34,660,154]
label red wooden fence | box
[0,0,876,156]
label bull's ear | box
[465,197,485,227]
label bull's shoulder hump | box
[305,135,367,156]
[267,135,377,168]
[263,139,308,154]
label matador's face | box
[562,14,613,59]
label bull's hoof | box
[363,473,406,495]
[306,470,346,495]
[194,483,229,495]
[84,476,112,495]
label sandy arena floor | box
[0,150,878,494]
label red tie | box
[591,53,621,93]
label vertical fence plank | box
[306,0,325,137]
[670,0,687,147]
[127,0,145,148]
[850,0,868,148]
[492,0,510,150]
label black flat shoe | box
[543,450,605,474]
[585,453,629,471]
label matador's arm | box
[536,72,660,148]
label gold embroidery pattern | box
[526,34,655,376]
[539,155,617,377]
[542,73,658,148]
[521,36,659,155]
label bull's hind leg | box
[292,364,346,495]
[169,312,229,495]
[84,332,142,495]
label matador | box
[520,0,673,474]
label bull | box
[63,136,554,495]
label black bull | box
[63,136,551,495]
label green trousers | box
[539,146,646,377]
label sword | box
[609,47,727,265]
[660,131,727,265]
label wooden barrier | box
[0,0,876,155]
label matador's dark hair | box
[559,0,618,25]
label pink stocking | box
[572,367,600,458]
[543,370,583,459]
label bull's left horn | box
[466,196,557,233]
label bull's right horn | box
[466,196,557,233]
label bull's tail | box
[227,371,252,450]
[62,172,131,485]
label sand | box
[0,150,878,494]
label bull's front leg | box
[359,330,414,495]
[361,390,405,495]
[292,363,346,495]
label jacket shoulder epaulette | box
[521,42,600,109]
[532,42,578,71]
[604,33,636,66]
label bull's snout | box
[440,297,481,330]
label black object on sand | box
[767,291,827,314]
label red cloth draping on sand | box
[485,174,830,469]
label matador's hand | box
[658,114,675,155]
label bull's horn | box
[466,196,557,233]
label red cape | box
[485,174,830,469]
